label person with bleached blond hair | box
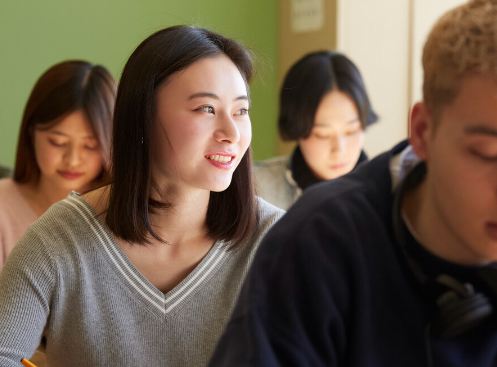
[209,1,497,366]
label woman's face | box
[152,54,251,193]
[298,90,365,180]
[33,110,103,193]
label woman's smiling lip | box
[57,170,84,180]
[205,153,236,170]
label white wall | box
[337,0,468,158]
[337,0,410,158]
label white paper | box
[291,0,324,33]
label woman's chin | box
[208,181,232,193]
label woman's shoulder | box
[39,185,110,229]
[252,196,286,237]
[0,178,19,198]
[253,155,289,175]
[256,196,286,219]
[29,193,105,247]
[0,179,38,265]
[253,156,298,210]
[0,179,34,218]
[8,192,112,278]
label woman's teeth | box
[206,155,232,163]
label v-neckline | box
[65,192,230,317]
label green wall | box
[0,0,278,168]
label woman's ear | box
[409,102,433,161]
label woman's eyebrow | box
[314,117,360,128]
[47,130,96,139]
[235,95,249,101]
[189,92,219,100]
[188,93,249,102]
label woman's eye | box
[313,133,329,140]
[196,106,214,114]
[346,128,361,136]
[472,150,497,161]
[48,139,66,147]
[235,108,250,116]
[84,145,98,151]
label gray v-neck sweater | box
[0,193,284,367]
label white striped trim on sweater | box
[165,246,226,313]
[66,196,166,314]
[66,194,229,315]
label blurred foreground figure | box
[209,1,497,366]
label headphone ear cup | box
[431,287,492,338]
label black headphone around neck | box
[392,161,497,339]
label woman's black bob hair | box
[106,25,258,248]
[279,51,378,141]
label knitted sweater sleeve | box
[0,226,56,366]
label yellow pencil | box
[21,359,38,367]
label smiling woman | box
[0,60,116,272]
[0,26,284,367]
[151,55,251,195]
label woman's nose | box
[64,145,82,166]
[330,134,346,153]
[214,113,240,144]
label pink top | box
[0,178,38,272]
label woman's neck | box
[86,184,214,294]
[148,184,211,247]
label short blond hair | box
[423,0,497,117]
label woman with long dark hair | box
[0,26,283,366]
[0,60,116,272]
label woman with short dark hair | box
[0,60,116,271]
[254,51,378,209]
[0,26,283,367]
